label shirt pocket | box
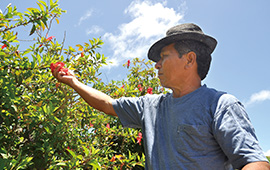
[175,124,214,156]
[177,124,210,137]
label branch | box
[45,14,57,36]
[0,15,44,33]
[59,31,66,55]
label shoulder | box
[216,93,240,110]
[198,85,242,116]
[212,92,246,120]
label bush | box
[0,1,164,169]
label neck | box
[172,79,201,98]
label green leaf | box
[17,157,33,169]
[0,52,5,56]
[56,162,66,166]
[37,2,44,11]
[22,49,31,56]
[49,0,54,9]
[38,0,47,8]
[7,35,17,42]
[44,127,51,134]
[76,44,83,49]
[82,146,90,157]
[36,54,41,64]
[50,3,58,10]
[77,155,83,160]
[53,116,61,123]
[42,104,47,114]
[88,159,101,170]
[28,8,40,14]
[29,24,36,36]
[35,19,42,27]
[48,101,54,113]
[96,53,101,60]
[67,149,76,159]
[91,146,100,155]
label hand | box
[52,65,78,88]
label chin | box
[159,79,168,88]
[160,82,167,88]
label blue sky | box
[1,0,270,155]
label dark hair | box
[174,40,212,80]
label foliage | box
[0,1,163,169]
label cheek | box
[162,63,175,80]
[163,60,179,73]
[164,60,185,79]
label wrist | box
[69,77,81,89]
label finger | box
[67,70,74,76]
[58,71,66,77]
[53,65,61,78]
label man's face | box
[155,43,188,89]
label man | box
[53,23,270,169]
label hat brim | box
[148,32,217,62]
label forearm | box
[70,78,117,116]
[242,161,270,170]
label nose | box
[155,59,162,69]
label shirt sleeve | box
[212,94,268,169]
[112,96,145,128]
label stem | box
[59,31,66,55]
[0,15,43,33]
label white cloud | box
[77,10,93,26]
[245,90,270,106]
[86,25,103,35]
[103,0,185,69]
[264,149,270,156]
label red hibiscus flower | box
[50,62,68,75]
[106,123,110,133]
[1,44,7,49]
[147,87,153,94]
[46,36,55,41]
[127,60,130,68]
[137,132,143,145]
[138,84,143,91]
[38,35,55,47]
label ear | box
[184,51,196,69]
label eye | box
[161,54,169,60]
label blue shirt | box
[112,85,268,169]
